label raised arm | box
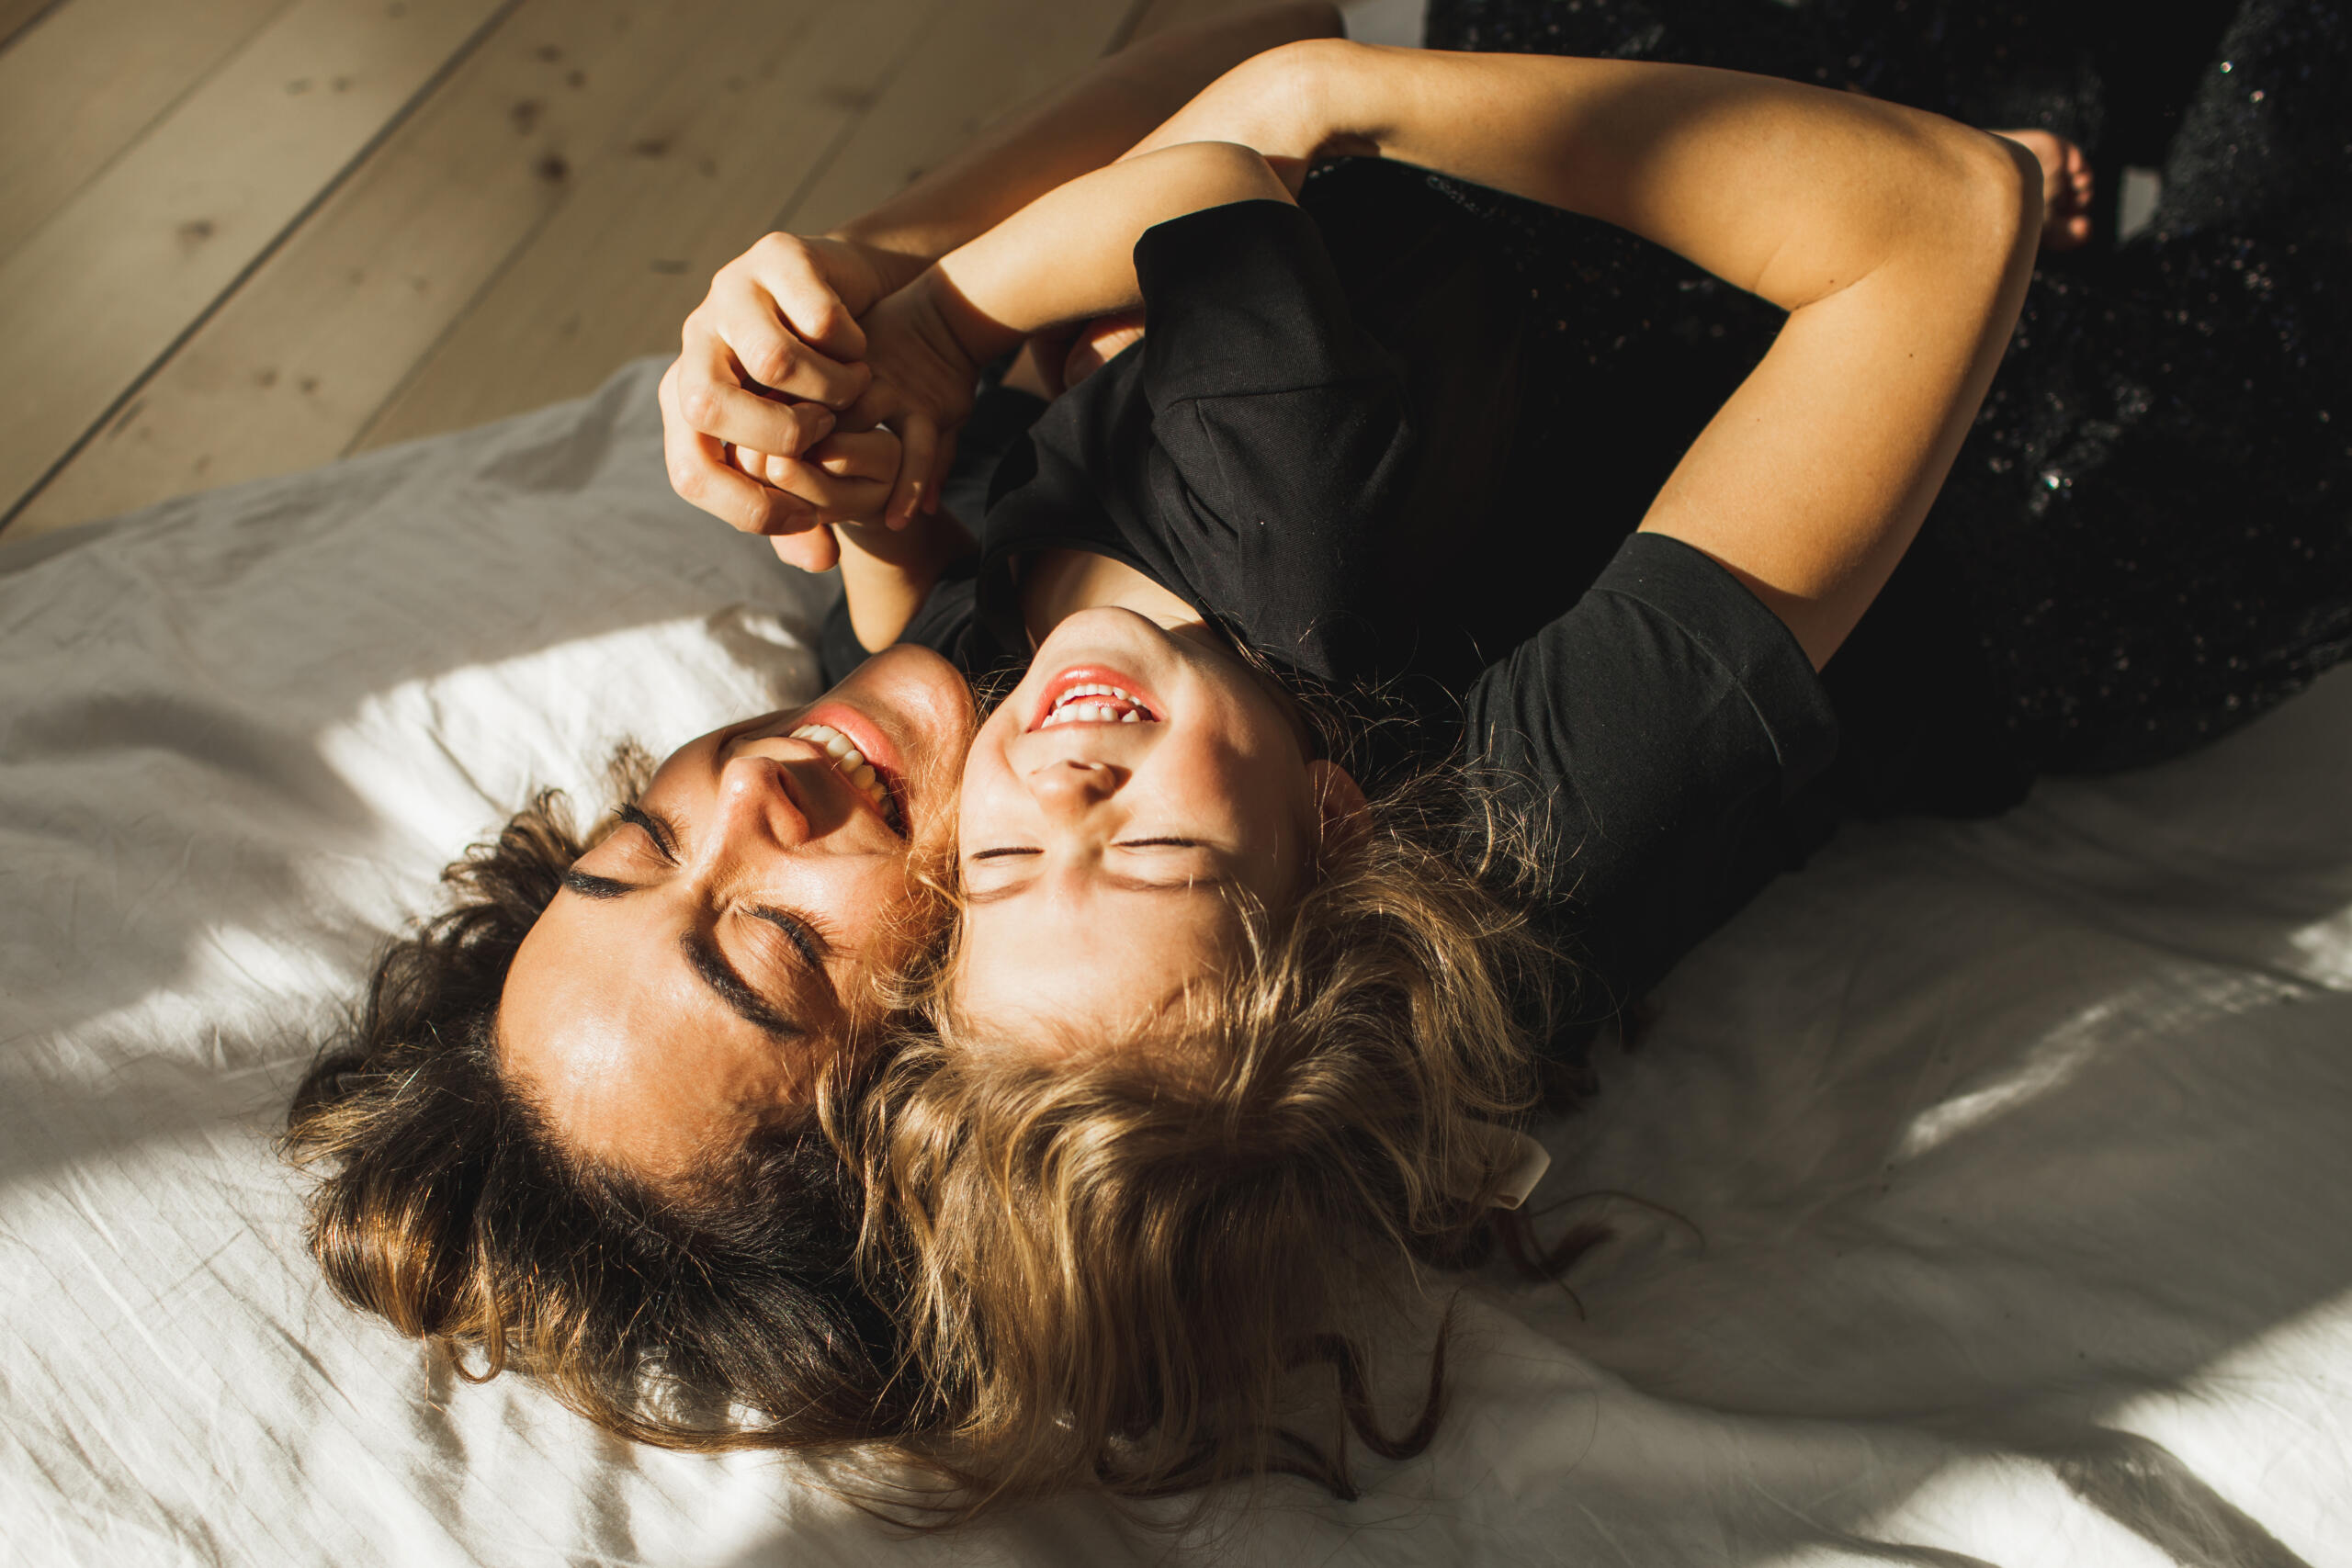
[661,4,1340,544]
[822,140,1299,652]
[833,2,1341,288]
[1131,42,2041,663]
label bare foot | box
[1996,128,2097,251]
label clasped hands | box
[658,231,989,573]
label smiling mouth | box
[1038,682,1160,730]
[789,723,903,830]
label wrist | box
[819,230,932,303]
[911,255,1023,368]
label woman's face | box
[952,608,1354,1048]
[499,644,973,1180]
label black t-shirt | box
[822,194,1841,1031]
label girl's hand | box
[827,277,989,527]
[741,428,906,573]
[663,233,894,536]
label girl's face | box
[953,608,1358,1048]
[499,644,973,1180]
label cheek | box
[835,858,921,938]
[954,743,1021,856]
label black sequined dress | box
[1361,0,2352,806]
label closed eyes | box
[577,802,832,981]
[616,802,679,858]
[750,905,828,970]
[968,837,1208,861]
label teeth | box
[787,723,901,829]
[1041,682,1158,728]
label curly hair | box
[865,764,1568,1515]
[281,761,937,1457]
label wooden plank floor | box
[0,0,1263,542]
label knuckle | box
[750,341,796,388]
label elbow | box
[1958,128,2043,287]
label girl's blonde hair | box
[864,772,1566,1515]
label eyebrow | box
[559,872,810,1043]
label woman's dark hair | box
[280,761,933,1454]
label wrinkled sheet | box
[3,355,2347,1568]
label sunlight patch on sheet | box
[309,608,815,914]
[1894,1000,2116,1162]
[2283,906,2352,988]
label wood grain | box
[776,0,1143,238]
[9,0,734,536]
[0,0,515,530]
[1123,0,1263,44]
[353,0,942,450]
[0,0,292,265]
[0,0,59,53]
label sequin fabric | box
[1410,0,2352,774]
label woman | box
[667,0,2351,1512]
[278,0,1353,1463]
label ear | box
[1306,759,1371,867]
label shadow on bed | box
[735,669,2352,1561]
[7,353,2348,1559]
[0,357,825,1187]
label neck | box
[1020,547,1204,647]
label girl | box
[686,39,2038,1506]
[277,0,1355,1472]
[671,0,2352,1511]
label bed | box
[5,355,2346,1566]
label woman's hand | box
[662,232,899,538]
[715,276,986,567]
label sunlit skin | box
[953,601,1363,1048]
[499,643,974,1182]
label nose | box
[1026,757,1125,820]
[710,755,814,854]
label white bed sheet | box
[4,355,2347,1567]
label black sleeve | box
[817,568,981,688]
[1462,532,1842,1022]
[1110,200,1419,682]
[1132,199,1404,408]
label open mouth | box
[1031,667,1163,731]
[787,722,903,831]
[1040,683,1159,728]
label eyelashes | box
[616,802,679,858]
[966,838,1207,861]
[613,802,831,974]
[751,905,827,970]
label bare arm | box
[1131,42,2041,663]
[662,3,1342,547]
[832,2,1343,294]
[827,141,1298,651]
